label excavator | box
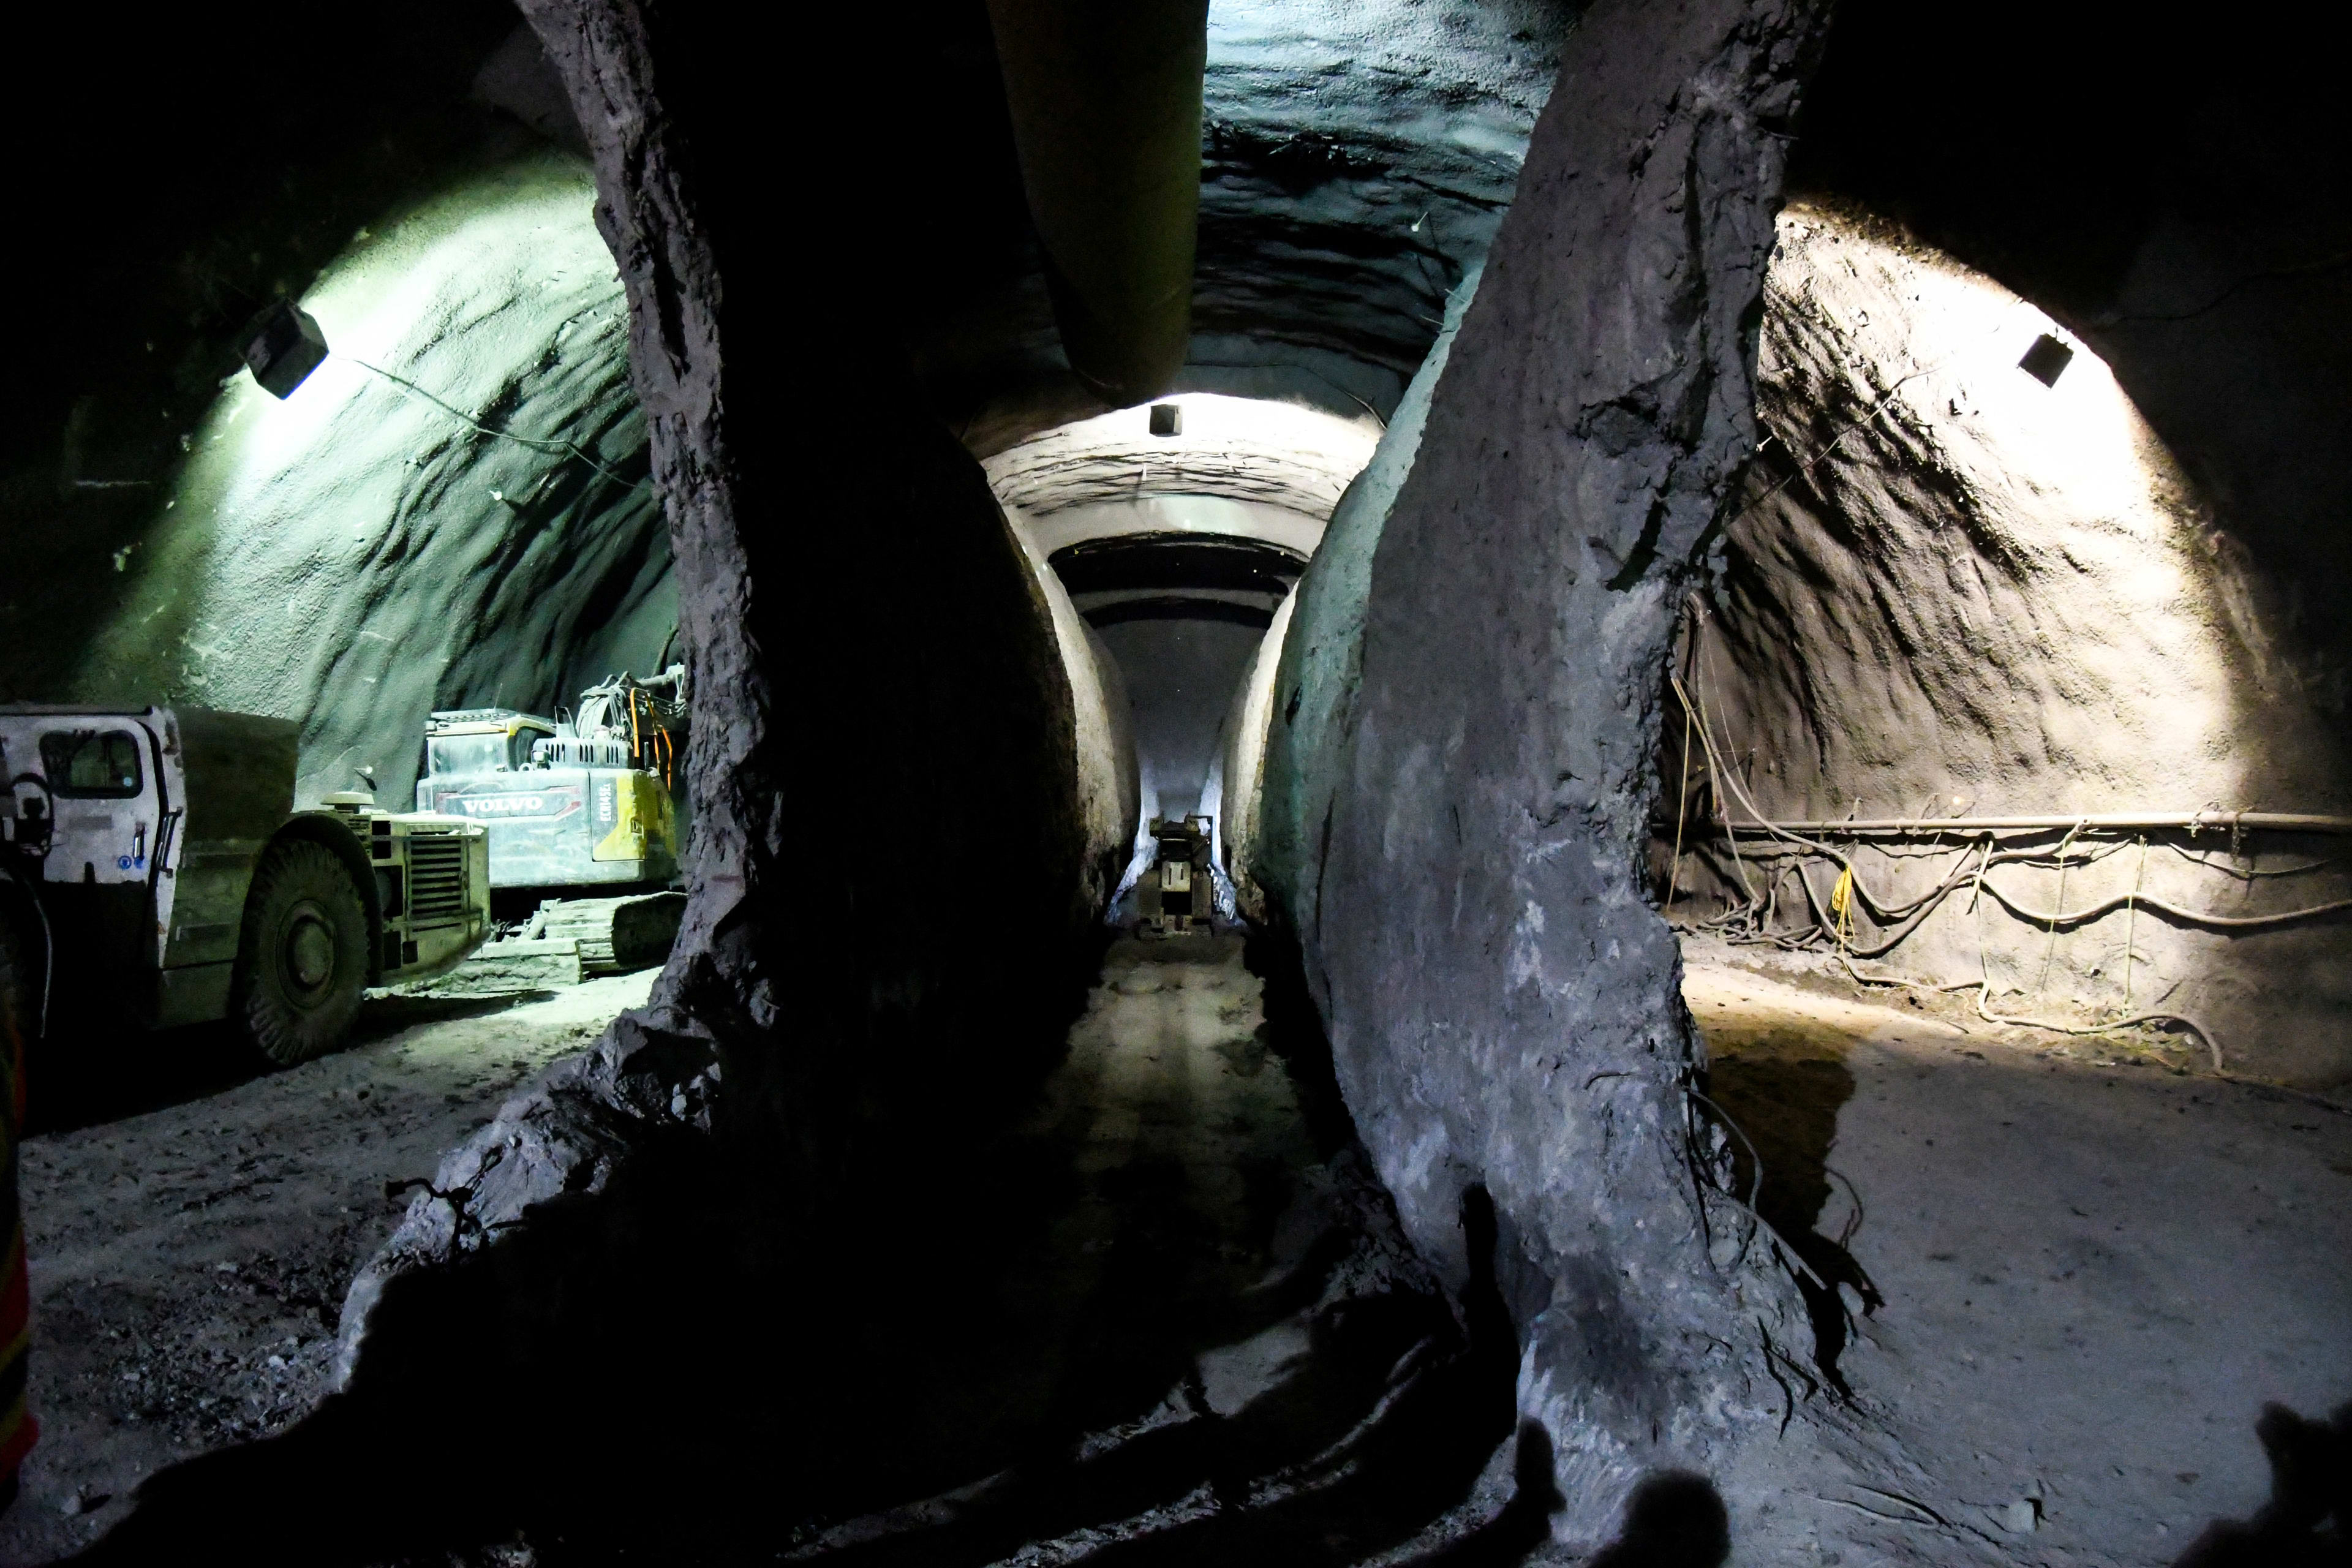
[414,666,688,975]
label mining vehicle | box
[1145,815,1214,936]
[0,706,491,1066]
[413,668,687,974]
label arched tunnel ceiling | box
[9,0,2346,825]
[983,393,1379,518]
[990,393,1378,630]
[934,0,1569,454]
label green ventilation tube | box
[984,0,1208,408]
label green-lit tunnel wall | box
[81,156,666,810]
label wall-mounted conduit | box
[1658,611,2352,1072]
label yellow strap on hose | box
[1831,865,1856,950]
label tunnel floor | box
[1685,941,2352,1564]
[8,938,2344,1564]
[0,973,658,1565]
[764,930,1527,1568]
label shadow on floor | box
[1584,1471,1730,1567]
[26,991,546,1136]
[2172,1401,2352,1567]
[1700,1028,1880,1396]
[55,926,1548,1566]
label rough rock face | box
[78,154,666,807]
[324,0,1101,1517]
[1276,0,1834,1542]
[1673,205,2352,1084]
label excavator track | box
[535,892,686,977]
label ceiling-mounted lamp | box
[1148,402,1183,437]
[239,299,329,398]
[2018,333,2074,388]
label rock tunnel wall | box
[1233,0,1838,1540]
[78,153,669,809]
[1673,206,2352,1086]
[314,9,1109,1536]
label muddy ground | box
[0,973,655,1566]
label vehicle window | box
[41,730,145,798]
[428,734,511,777]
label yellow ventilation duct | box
[984,0,1208,408]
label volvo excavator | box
[413,666,688,976]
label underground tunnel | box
[0,1,2346,1564]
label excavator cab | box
[416,667,685,897]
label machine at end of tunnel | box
[988,391,1378,929]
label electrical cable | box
[348,358,645,495]
[1664,616,2344,1072]
[1665,698,1694,915]
[1668,674,2352,937]
[2035,823,2080,998]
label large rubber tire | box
[233,840,368,1067]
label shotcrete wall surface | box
[1680,205,2352,1084]
[1017,495,1325,559]
[980,393,1378,516]
[1204,587,1294,914]
[76,151,666,808]
[1249,263,1480,944]
[1009,507,1142,909]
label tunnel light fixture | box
[2018,333,2074,388]
[239,299,330,399]
[1149,402,1183,437]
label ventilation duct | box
[985,0,1208,407]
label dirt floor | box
[1686,937,2352,1566]
[0,932,2344,1565]
[0,973,655,1566]
[769,930,1506,1567]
